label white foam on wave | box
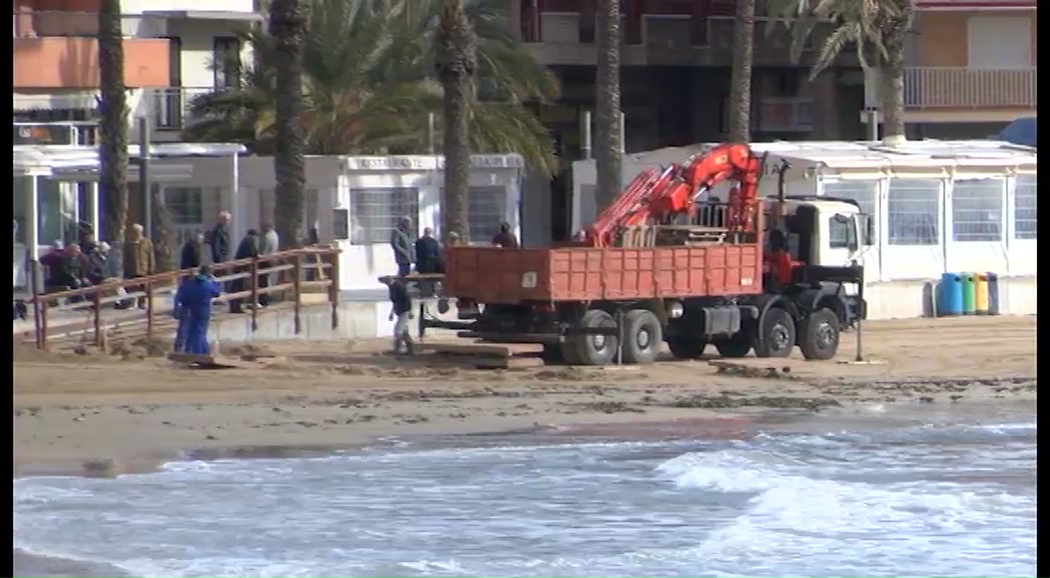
[656,443,1035,575]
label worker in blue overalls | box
[173,265,223,354]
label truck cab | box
[770,196,874,279]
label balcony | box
[151,87,229,131]
[903,67,1037,110]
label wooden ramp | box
[167,352,272,370]
[419,341,545,370]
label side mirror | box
[859,213,875,246]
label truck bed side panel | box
[445,245,763,304]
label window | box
[1014,174,1036,240]
[828,216,856,249]
[887,178,940,246]
[822,180,877,217]
[212,37,241,88]
[349,187,419,245]
[441,186,508,243]
[166,187,206,225]
[952,178,1004,242]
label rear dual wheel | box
[561,308,663,366]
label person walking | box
[229,229,260,313]
[180,232,204,270]
[381,275,415,355]
[205,211,232,265]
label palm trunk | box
[594,0,622,212]
[269,0,307,248]
[727,0,755,143]
[436,0,477,240]
[878,32,908,146]
[150,187,175,272]
[98,0,129,273]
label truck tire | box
[799,308,840,361]
[753,307,796,358]
[623,309,663,364]
[667,338,707,359]
[714,332,752,358]
[568,309,618,366]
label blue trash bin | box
[937,272,963,317]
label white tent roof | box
[574,140,1038,174]
[13,143,247,174]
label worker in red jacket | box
[765,229,800,285]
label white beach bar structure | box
[572,140,1037,320]
[13,142,246,292]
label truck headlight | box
[666,301,685,318]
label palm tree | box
[97,0,129,273]
[727,0,755,143]
[767,0,915,145]
[268,0,308,248]
[435,0,476,239]
[184,0,559,175]
[594,0,622,211]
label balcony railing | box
[152,87,229,131]
[903,67,1037,110]
[12,10,159,38]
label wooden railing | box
[26,247,342,351]
[903,67,1038,109]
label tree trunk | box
[436,0,477,240]
[97,0,129,274]
[727,0,754,143]
[150,185,175,272]
[878,31,908,146]
[269,0,307,248]
[594,0,622,213]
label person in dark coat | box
[229,229,259,313]
[492,222,519,248]
[174,265,222,355]
[414,227,441,274]
[390,216,416,277]
[180,232,204,270]
[205,211,232,264]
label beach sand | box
[12,316,1037,576]
[14,315,1036,477]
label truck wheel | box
[569,309,618,366]
[714,332,752,358]
[754,307,796,358]
[799,308,840,361]
[667,338,707,359]
[623,309,663,364]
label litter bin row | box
[936,272,1000,317]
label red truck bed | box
[443,245,763,304]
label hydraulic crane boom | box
[583,143,765,247]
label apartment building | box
[510,0,871,156]
[13,0,259,145]
[892,0,1037,139]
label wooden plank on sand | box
[420,342,544,358]
[167,352,262,369]
[469,356,545,370]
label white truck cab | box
[767,197,875,291]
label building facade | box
[13,0,259,144]
[890,0,1037,139]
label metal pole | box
[866,109,879,141]
[618,111,625,154]
[855,267,865,362]
[138,110,152,238]
[426,112,436,154]
[580,110,592,160]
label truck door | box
[785,205,818,264]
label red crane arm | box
[582,143,762,247]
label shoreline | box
[14,317,1037,480]
[13,393,1036,480]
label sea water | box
[14,414,1037,578]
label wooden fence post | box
[292,253,302,335]
[250,256,259,333]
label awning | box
[142,10,263,21]
[998,117,1037,148]
[13,92,98,112]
